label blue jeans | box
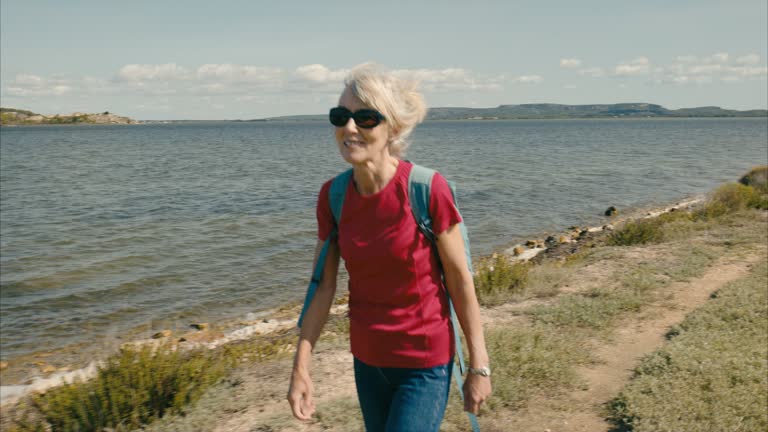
[353,357,452,432]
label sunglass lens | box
[329,107,383,128]
[329,108,350,127]
[354,111,380,128]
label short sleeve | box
[316,179,334,240]
[429,172,463,235]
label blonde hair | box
[344,63,427,158]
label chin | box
[338,148,367,165]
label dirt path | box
[488,255,760,432]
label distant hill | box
[257,103,767,122]
[0,108,138,125]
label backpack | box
[298,163,481,432]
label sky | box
[1,0,766,120]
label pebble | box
[152,330,172,339]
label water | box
[1,118,766,366]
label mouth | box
[344,139,365,148]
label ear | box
[389,126,401,142]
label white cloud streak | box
[614,57,651,76]
[5,74,74,96]
[3,64,518,102]
[560,58,582,68]
[566,52,766,85]
[197,64,282,82]
[294,64,348,83]
[736,54,761,65]
[116,63,191,82]
[578,67,605,78]
[511,75,544,84]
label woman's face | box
[334,87,392,165]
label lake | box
[1,118,766,368]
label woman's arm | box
[287,238,340,421]
[436,224,492,415]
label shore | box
[1,174,766,431]
[0,193,709,404]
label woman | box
[287,63,491,431]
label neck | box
[352,155,400,195]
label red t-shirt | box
[316,161,463,368]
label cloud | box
[686,64,723,75]
[710,52,729,63]
[577,67,605,78]
[724,65,768,77]
[736,54,760,65]
[511,75,544,84]
[654,53,766,84]
[675,53,731,65]
[564,52,766,85]
[5,73,73,96]
[614,57,650,76]
[560,58,582,68]
[289,64,509,91]
[116,63,190,82]
[394,67,506,90]
[198,64,281,82]
[294,64,348,83]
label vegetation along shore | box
[0,108,137,126]
[1,166,766,432]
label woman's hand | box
[463,373,492,414]
[287,366,315,421]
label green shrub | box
[739,165,768,194]
[607,218,665,246]
[696,182,767,218]
[28,345,236,431]
[473,254,530,306]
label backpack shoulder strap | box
[329,168,353,225]
[407,164,437,243]
[408,164,474,272]
[407,163,481,432]
[297,169,352,328]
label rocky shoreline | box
[0,193,710,408]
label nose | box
[343,117,358,133]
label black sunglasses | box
[329,107,386,129]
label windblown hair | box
[344,63,428,158]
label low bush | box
[28,345,235,431]
[739,165,768,193]
[607,218,665,246]
[12,333,296,432]
[473,254,530,306]
[696,182,767,218]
